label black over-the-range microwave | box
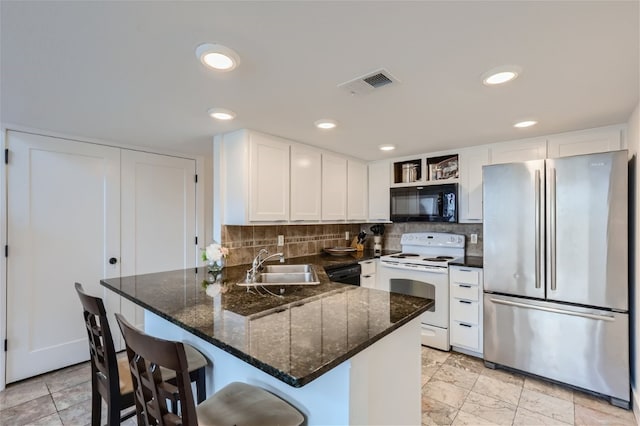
[389,183,457,222]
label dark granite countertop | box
[101,259,431,388]
[449,256,484,268]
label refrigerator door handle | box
[535,169,541,289]
[489,298,615,322]
[549,167,557,291]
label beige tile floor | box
[0,348,636,425]
[421,347,638,426]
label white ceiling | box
[1,1,638,161]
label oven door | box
[378,262,450,350]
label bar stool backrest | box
[74,283,121,408]
[115,313,199,426]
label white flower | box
[203,243,229,262]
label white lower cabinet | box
[449,265,483,357]
[359,259,378,289]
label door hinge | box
[195,174,198,183]
[4,245,7,257]
[4,339,7,352]
[195,236,198,245]
[4,149,8,164]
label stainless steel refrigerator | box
[483,150,629,408]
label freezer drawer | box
[484,294,629,404]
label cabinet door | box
[489,137,547,164]
[290,145,322,221]
[249,133,290,221]
[547,126,623,158]
[6,131,121,382]
[347,160,368,220]
[458,146,489,223]
[368,160,390,221]
[321,154,347,220]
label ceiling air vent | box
[337,68,399,96]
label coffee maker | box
[370,224,385,257]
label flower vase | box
[207,258,224,273]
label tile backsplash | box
[222,224,362,266]
[221,222,483,267]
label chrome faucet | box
[246,249,285,282]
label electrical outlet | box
[277,235,285,246]
[345,231,350,240]
[470,234,478,244]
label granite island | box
[101,260,432,425]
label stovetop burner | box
[422,257,448,262]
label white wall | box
[627,102,640,418]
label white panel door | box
[290,145,321,221]
[322,154,347,220]
[368,160,390,222]
[249,133,290,221]
[347,160,368,220]
[6,131,120,382]
[458,146,489,223]
[120,150,197,331]
[489,137,547,164]
[547,125,623,158]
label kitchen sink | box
[237,264,320,286]
[262,264,313,274]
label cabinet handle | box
[459,269,472,272]
[459,323,472,328]
[362,275,372,278]
[459,300,472,304]
[459,284,472,288]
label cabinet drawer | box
[450,268,480,285]
[359,260,377,276]
[360,274,376,289]
[450,321,480,351]
[451,299,479,325]
[451,283,479,301]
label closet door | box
[6,131,121,382]
[119,150,197,331]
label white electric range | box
[378,232,465,350]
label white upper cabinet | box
[347,160,368,220]
[322,153,347,221]
[547,125,624,158]
[216,129,290,224]
[290,145,322,221]
[249,132,290,221]
[458,146,489,223]
[489,137,547,164]
[368,160,390,222]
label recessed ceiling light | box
[379,144,396,151]
[514,120,537,128]
[208,108,236,120]
[482,65,522,86]
[196,43,240,71]
[314,119,337,129]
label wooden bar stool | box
[115,313,305,426]
[75,283,208,425]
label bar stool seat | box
[195,381,305,426]
[115,313,305,426]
